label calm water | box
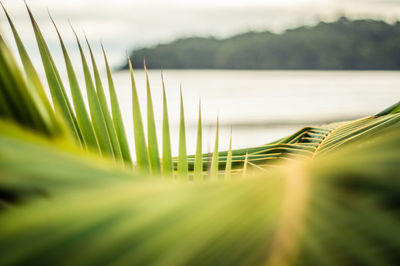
[78,70,400,156]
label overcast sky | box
[1,0,400,66]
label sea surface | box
[75,70,400,156]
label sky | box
[1,0,400,66]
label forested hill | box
[122,17,400,70]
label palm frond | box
[1,4,59,136]
[0,4,400,266]
[1,118,399,266]
[86,37,123,161]
[192,111,400,173]
[102,45,133,166]
[128,58,150,172]
[194,99,203,180]
[225,129,233,179]
[178,86,188,177]
[145,64,161,173]
[210,116,219,178]
[161,73,173,176]
[52,18,100,152]
[26,6,82,142]
[73,29,115,158]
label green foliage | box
[194,100,203,180]
[0,34,55,136]
[74,30,115,158]
[126,17,400,70]
[161,73,173,175]
[178,88,188,177]
[26,6,82,142]
[224,129,233,179]
[52,18,100,153]
[1,118,400,266]
[128,58,150,172]
[1,3,60,136]
[210,117,219,178]
[0,4,400,266]
[145,65,161,174]
[102,45,132,165]
[86,38,123,161]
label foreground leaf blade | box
[1,4,60,136]
[128,58,150,172]
[178,87,188,177]
[194,100,203,180]
[0,34,48,134]
[26,5,82,143]
[225,129,233,179]
[145,65,161,173]
[161,73,173,176]
[102,45,132,166]
[210,116,219,178]
[243,151,249,174]
[73,29,114,158]
[86,38,123,161]
[2,119,400,266]
[52,18,100,153]
[376,101,400,116]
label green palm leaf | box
[86,38,123,161]
[161,73,173,176]
[1,6,400,266]
[1,4,60,136]
[1,117,399,266]
[128,58,150,172]
[73,29,115,158]
[145,64,161,173]
[376,100,400,116]
[25,5,82,143]
[51,18,100,152]
[194,99,203,180]
[202,111,400,171]
[178,87,188,177]
[102,45,132,166]
[0,34,47,133]
[225,129,233,179]
[210,117,219,178]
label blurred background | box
[1,0,399,156]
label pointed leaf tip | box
[178,85,188,177]
[194,98,203,180]
[146,67,161,173]
[161,75,173,176]
[210,116,219,178]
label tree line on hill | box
[122,17,400,70]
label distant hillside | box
[122,17,400,70]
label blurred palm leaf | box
[51,18,100,152]
[186,109,400,173]
[1,3,60,137]
[26,5,83,143]
[0,119,399,266]
[0,3,400,266]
